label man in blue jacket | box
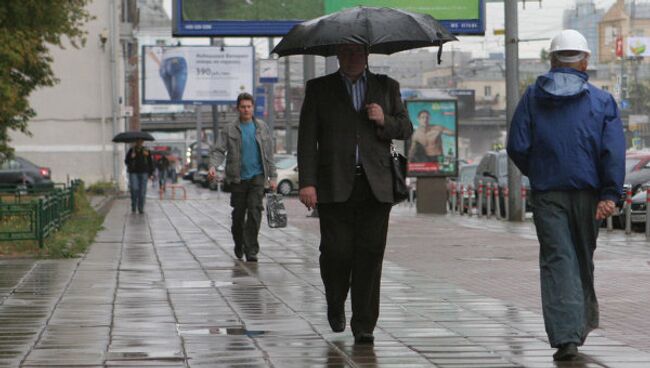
[507,30,625,361]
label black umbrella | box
[272,6,457,63]
[112,131,155,143]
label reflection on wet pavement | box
[0,193,649,367]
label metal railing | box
[0,180,81,248]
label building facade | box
[10,0,131,188]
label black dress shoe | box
[327,310,346,332]
[233,245,243,259]
[354,332,374,344]
[246,254,258,262]
[553,343,578,361]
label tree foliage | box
[0,0,93,158]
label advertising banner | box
[405,100,458,177]
[627,37,650,57]
[142,46,254,105]
[173,0,484,36]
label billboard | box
[142,46,254,105]
[172,0,485,37]
[405,100,458,177]
[627,37,650,57]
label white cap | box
[550,29,591,63]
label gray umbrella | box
[272,6,457,63]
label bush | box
[0,184,104,258]
[86,181,117,195]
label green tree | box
[0,0,93,158]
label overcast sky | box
[163,0,621,58]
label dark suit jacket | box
[298,71,413,204]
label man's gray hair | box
[550,50,588,68]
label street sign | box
[259,59,279,84]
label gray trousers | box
[531,190,600,348]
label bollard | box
[477,180,484,218]
[503,186,510,220]
[468,185,474,217]
[459,185,466,215]
[646,187,650,239]
[625,187,632,235]
[521,187,527,222]
[450,182,457,213]
[494,185,501,220]
[606,216,613,232]
[486,182,493,219]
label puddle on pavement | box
[106,351,185,361]
[156,280,234,288]
[456,256,514,261]
[177,325,266,337]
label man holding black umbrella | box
[298,44,412,344]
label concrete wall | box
[10,0,127,188]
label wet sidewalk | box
[2,187,650,367]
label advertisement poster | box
[627,37,650,57]
[142,46,254,104]
[173,0,484,36]
[405,100,458,177]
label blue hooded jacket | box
[506,67,625,202]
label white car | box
[275,156,298,195]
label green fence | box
[0,180,82,248]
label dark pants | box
[317,172,392,335]
[129,172,149,213]
[531,190,600,348]
[230,174,265,257]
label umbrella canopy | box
[112,131,155,143]
[272,6,457,62]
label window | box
[0,160,21,170]
[484,86,492,97]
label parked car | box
[182,168,197,181]
[473,150,531,215]
[626,153,650,174]
[275,156,298,195]
[0,156,54,189]
[624,163,650,196]
[629,188,650,230]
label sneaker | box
[553,343,578,361]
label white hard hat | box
[550,29,591,55]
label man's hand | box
[208,166,217,180]
[366,103,384,126]
[269,179,277,192]
[596,199,616,220]
[299,186,318,210]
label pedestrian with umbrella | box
[274,6,456,344]
[113,131,155,214]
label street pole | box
[304,55,315,83]
[284,56,292,153]
[505,0,523,221]
[267,38,276,136]
[109,0,123,188]
[211,38,222,145]
[195,105,202,170]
